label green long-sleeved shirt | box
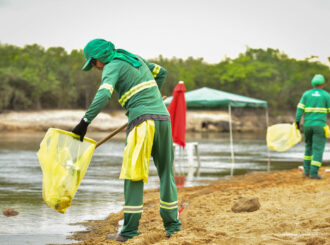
[83,56,169,124]
[295,88,330,127]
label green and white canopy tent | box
[164,87,270,175]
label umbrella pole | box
[265,107,271,171]
[228,104,235,176]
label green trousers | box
[303,125,326,177]
[120,120,181,238]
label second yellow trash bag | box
[120,120,155,183]
[37,128,96,213]
[324,125,330,138]
[266,123,302,152]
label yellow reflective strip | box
[160,200,178,205]
[311,161,322,167]
[98,84,114,94]
[124,210,143,213]
[160,204,178,210]
[304,155,312,160]
[124,205,143,209]
[304,107,327,113]
[118,80,157,107]
[123,204,143,213]
[152,65,161,78]
[297,103,305,109]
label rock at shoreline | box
[231,197,260,213]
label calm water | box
[0,131,329,245]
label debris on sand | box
[3,209,19,217]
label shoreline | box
[68,168,330,245]
[0,109,295,133]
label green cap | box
[82,39,142,71]
[82,39,111,71]
[311,74,325,87]
[82,57,93,71]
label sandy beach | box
[69,168,330,245]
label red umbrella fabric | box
[167,81,186,148]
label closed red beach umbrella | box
[167,81,186,148]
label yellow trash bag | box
[37,128,96,213]
[120,120,155,183]
[324,125,330,138]
[266,123,302,152]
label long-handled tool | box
[96,123,127,148]
[95,96,167,148]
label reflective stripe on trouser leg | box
[303,155,312,174]
[151,120,181,235]
[311,160,322,167]
[120,179,144,238]
[303,126,313,174]
[306,125,326,177]
[311,126,326,166]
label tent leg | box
[194,143,201,177]
[265,108,271,171]
[228,105,235,176]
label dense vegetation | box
[0,43,329,114]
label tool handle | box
[95,122,127,148]
[95,96,167,148]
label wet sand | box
[69,168,330,245]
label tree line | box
[0,43,329,114]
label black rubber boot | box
[310,165,321,179]
[310,175,322,179]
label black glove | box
[295,121,300,130]
[72,118,89,142]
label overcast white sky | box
[0,0,329,64]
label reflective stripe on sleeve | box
[152,65,161,78]
[160,200,178,210]
[123,205,143,214]
[297,103,305,110]
[118,80,157,107]
[98,83,114,94]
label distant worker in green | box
[296,74,330,179]
[71,39,181,242]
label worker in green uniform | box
[72,39,181,242]
[296,74,330,179]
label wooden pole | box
[95,123,127,148]
[95,96,167,148]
